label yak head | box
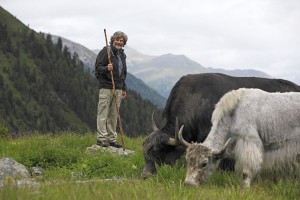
[178,125,231,186]
[141,112,184,179]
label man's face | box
[113,37,124,49]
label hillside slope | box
[0,6,159,137]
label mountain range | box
[122,49,300,96]
[55,37,273,98]
[128,53,273,97]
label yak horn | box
[212,138,231,157]
[151,110,158,131]
[166,117,180,146]
[178,125,191,147]
[174,117,179,143]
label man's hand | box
[122,91,127,98]
[107,63,113,71]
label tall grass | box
[1,132,299,200]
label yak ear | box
[212,138,231,159]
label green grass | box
[1,132,299,200]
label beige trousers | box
[96,88,122,143]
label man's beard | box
[114,44,122,50]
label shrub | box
[0,123,9,138]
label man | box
[94,31,128,148]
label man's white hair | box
[109,31,128,46]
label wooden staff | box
[104,29,125,151]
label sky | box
[1,0,300,78]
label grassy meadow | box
[0,132,299,200]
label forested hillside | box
[0,6,160,137]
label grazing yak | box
[142,73,300,178]
[179,88,300,187]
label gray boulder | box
[86,145,135,157]
[0,158,30,180]
[0,158,38,188]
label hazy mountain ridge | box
[127,54,300,98]
[51,36,97,72]
[52,32,298,99]
[123,47,155,65]
[127,53,273,97]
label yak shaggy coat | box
[183,88,300,187]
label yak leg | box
[242,170,252,187]
[235,135,263,187]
